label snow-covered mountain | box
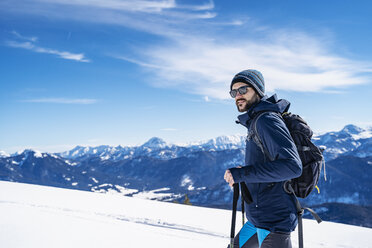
[1,124,372,227]
[313,124,372,160]
[58,135,246,161]
[57,125,372,162]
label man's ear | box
[255,93,261,102]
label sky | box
[1,0,372,153]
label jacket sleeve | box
[230,113,302,183]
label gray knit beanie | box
[230,69,265,97]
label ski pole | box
[230,183,239,248]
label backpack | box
[245,111,325,248]
[249,111,326,198]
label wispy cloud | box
[10,30,38,42]
[3,1,372,99]
[112,55,164,69]
[6,30,89,62]
[22,98,98,104]
[33,0,217,14]
[6,40,90,62]
[177,0,214,11]
[0,0,217,38]
[36,0,177,12]
[121,30,372,99]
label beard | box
[236,95,260,112]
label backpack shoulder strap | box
[249,111,276,162]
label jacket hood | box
[237,94,290,127]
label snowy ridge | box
[188,135,245,151]
[10,149,45,158]
[3,150,48,168]
[177,134,245,148]
[5,124,372,162]
[313,124,372,160]
[10,149,45,159]
[57,135,246,161]
[54,124,372,162]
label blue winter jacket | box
[229,94,302,232]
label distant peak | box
[142,137,167,148]
[23,149,35,154]
[22,149,43,158]
[72,145,85,150]
[214,135,245,143]
[341,124,363,134]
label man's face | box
[232,82,259,112]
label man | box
[224,69,302,248]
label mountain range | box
[1,124,372,227]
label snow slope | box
[0,181,371,248]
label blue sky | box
[1,0,372,153]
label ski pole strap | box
[230,183,239,248]
[294,197,322,248]
[284,181,322,248]
[303,207,322,224]
[240,183,245,226]
[241,196,245,226]
[293,195,322,224]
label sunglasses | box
[229,85,251,98]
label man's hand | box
[224,169,235,187]
[224,166,242,187]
